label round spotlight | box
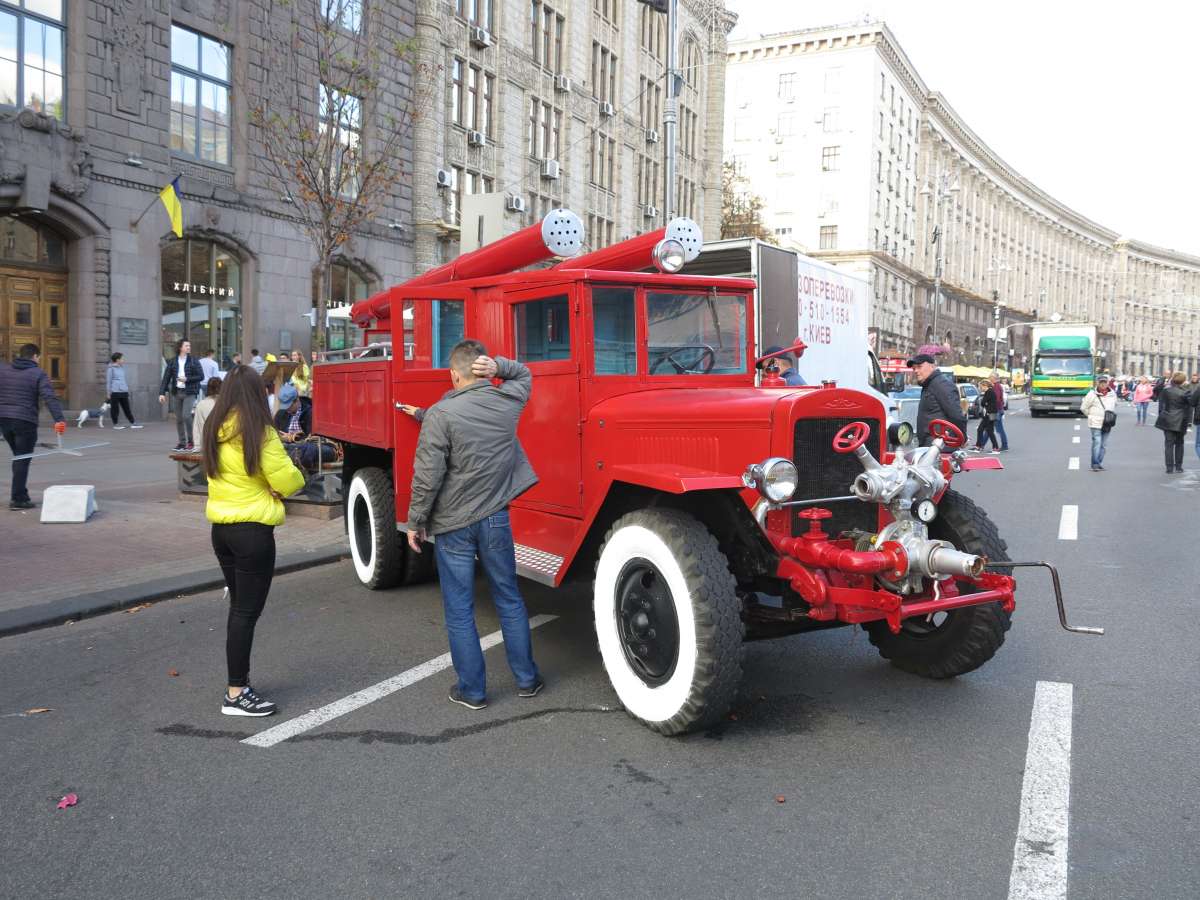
[652,238,686,273]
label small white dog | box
[76,402,110,428]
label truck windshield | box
[646,292,746,376]
[1034,356,1092,376]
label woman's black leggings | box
[211,523,276,687]
[109,392,134,424]
[975,416,998,449]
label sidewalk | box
[0,421,348,637]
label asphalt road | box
[2,399,1197,900]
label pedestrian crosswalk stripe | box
[1058,505,1078,540]
[241,614,559,748]
[1074,424,1080,431]
[1068,457,1079,470]
[1071,436,1080,444]
[1008,680,1074,900]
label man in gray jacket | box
[405,339,543,710]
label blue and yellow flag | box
[159,176,183,238]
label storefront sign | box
[118,317,149,345]
[170,282,236,299]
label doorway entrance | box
[0,217,69,394]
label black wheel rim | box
[615,558,680,685]
[352,493,373,565]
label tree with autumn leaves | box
[252,0,433,348]
[720,161,772,243]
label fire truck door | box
[507,288,583,514]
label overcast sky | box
[725,0,1198,255]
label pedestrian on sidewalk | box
[1081,375,1118,472]
[202,365,305,717]
[1133,376,1153,425]
[192,377,221,457]
[1155,372,1190,475]
[0,343,66,510]
[250,349,266,375]
[199,348,220,395]
[105,352,142,429]
[405,341,543,710]
[288,350,311,408]
[1190,374,1200,461]
[989,372,1010,451]
[972,377,1001,453]
[908,352,966,446]
[158,339,203,452]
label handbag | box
[1102,403,1117,433]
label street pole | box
[662,0,678,222]
[931,224,942,342]
[992,291,1002,370]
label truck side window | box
[647,292,747,376]
[591,286,636,375]
[432,300,464,368]
[513,295,571,363]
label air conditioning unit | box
[435,168,453,188]
[554,74,572,93]
[467,130,486,147]
[505,194,527,213]
[599,100,615,118]
[645,128,660,144]
[469,26,492,48]
[642,204,659,219]
[540,159,560,180]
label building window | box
[636,153,660,207]
[778,72,795,100]
[315,259,369,350]
[318,83,361,197]
[822,107,839,133]
[453,59,494,136]
[321,0,362,31]
[531,2,565,73]
[170,25,230,164]
[639,75,661,130]
[591,41,617,103]
[455,0,492,30]
[161,239,241,367]
[824,67,840,94]
[593,0,619,26]
[586,213,615,251]
[446,165,494,227]
[639,4,665,58]
[590,132,616,190]
[821,146,840,172]
[0,1,64,119]
[880,73,886,99]
[526,191,562,227]
[776,112,795,138]
[819,226,838,250]
[527,95,561,159]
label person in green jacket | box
[201,365,304,717]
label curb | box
[0,544,350,640]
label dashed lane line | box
[1057,505,1078,540]
[1068,457,1079,470]
[241,614,559,748]
[1007,680,1074,900]
[1072,436,1080,444]
[1074,424,1080,431]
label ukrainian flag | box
[159,176,183,238]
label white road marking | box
[1071,436,1080,444]
[1067,457,1079,470]
[242,613,559,748]
[1007,680,1074,900]
[1057,505,1078,541]
[1073,424,1080,431]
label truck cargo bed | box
[312,360,393,449]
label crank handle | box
[986,560,1105,635]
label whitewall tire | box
[347,467,402,590]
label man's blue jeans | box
[1090,427,1109,468]
[993,410,1009,450]
[433,510,540,701]
[1194,424,1200,461]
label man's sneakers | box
[9,499,35,510]
[130,424,143,429]
[517,679,545,699]
[113,425,126,430]
[221,686,278,717]
[448,687,487,710]
[172,443,185,452]
[185,443,195,452]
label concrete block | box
[40,485,98,524]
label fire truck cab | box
[313,211,1100,735]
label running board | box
[514,544,564,586]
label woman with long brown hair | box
[202,364,305,716]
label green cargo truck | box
[1029,323,1098,416]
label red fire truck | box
[312,211,1101,735]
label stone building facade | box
[726,21,1200,375]
[409,0,734,275]
[0,0,415,421]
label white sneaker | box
[130,424,144,429]
[113,425,126,430]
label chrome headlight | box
[742,457,798,502]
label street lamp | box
[919,171,960,343]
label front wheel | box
[346,467,403,590]
[593,509,745,735]
[866,490,1012,678]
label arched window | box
[314,259,370,350]
[161,238,242,368]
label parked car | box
[958,382,981,418]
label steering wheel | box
[649,345,717,375]
[832,421,871,454]
[928,419,965,448]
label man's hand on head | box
[471,355,498,380]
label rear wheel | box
[347,467,403,590]
[593,509,744,735]
[866,490,1012,678]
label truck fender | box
[603,463,745,494]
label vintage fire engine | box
[312,211,1101,735]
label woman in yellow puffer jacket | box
[201,364,305,717]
